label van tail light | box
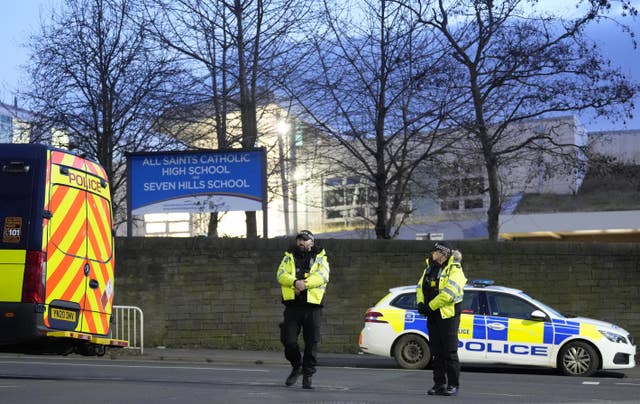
[22,251,46,304]
[364,309,388,323]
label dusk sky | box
[1,1,638,131]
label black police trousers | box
[427,311,461,387]
[280,305,322,377]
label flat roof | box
[499,210,640,240]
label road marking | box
[322,385,350,391]
[0,360,268,373]
[477,393,522,397]
[582,381,600,385]
[616,382,640,386]
[341,366,415,372]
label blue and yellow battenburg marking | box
[378,309,603,356]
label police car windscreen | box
[0,159,35,249]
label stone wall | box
[114,238,640,353]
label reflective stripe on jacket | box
[416,254,467,319]
[276,249,330,305]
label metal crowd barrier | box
[111,305,144,355]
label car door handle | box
[487,322,506,331]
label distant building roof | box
[500,210,640,241]
[315,219,488,241]
[515,165,640,214]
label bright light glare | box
[276,120,290,135]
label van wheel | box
[393,334,430,369]
[558,341,599,376]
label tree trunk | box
[485,161,501,241]
[208,212,219,238]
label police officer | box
[417,242,467,396]
[276,230,330,389]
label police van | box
[359,280,636,376]
[0,144,127,355]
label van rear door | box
[45,151,113,336]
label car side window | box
[390,292,417,310]
[461,291,487,315]
[487,292,539,320]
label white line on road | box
[0,360,268,373]
[615,382,640,386]
[582,381,600,385]
[477,393,523,397]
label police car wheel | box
[393,334,431,369]
[558,341,599,377]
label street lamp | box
[277,117,291,236]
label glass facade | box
[323,176,375,221]
[0,113,12,143]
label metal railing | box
[111,305,144,355]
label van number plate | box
[50,308,77,322]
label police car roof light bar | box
[472,279,494,288]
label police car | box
[358,280,636,376]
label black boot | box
[427,384,447,395]
[285,367,301,386]
[302,375,313,389]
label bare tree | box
[400,0,638,240]
[141,0,317,238]
[277,0,461,239]
[22,0,191,231]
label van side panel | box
[0,145,47,345]
[0,250,27,301]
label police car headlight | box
[599,330,626,344]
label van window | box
[0,160,36,249]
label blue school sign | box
[126,149,267,232]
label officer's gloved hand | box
[417,303,428,316]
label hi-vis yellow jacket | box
[277,249,330,305]
[416,254,467,319]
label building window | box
[439,177,485,211]
[464,198,483,209]
[323,177,374,221]
[461,178,484,196]
[441,200,460,211]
